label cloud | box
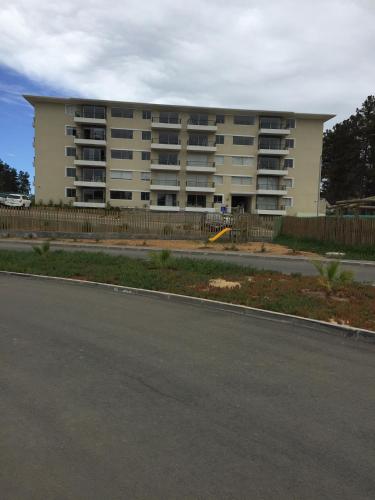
[0,0,374,122]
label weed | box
[32,241,50,256]
[148,249,173,269]
[260,242,267,253]
[311,260,354,294]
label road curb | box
[1,238,375,267]
[1,270,374,343]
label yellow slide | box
[209,227,231,242]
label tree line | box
[0,159,31,195]
[322,95,375,204]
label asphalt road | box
[0,239,375,283]
[1,274,375,499]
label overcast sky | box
[0,0,374,172]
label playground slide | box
[209,227,231,242]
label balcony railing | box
[258,140,287,150]
[76,173,106,182]
[259,119,286,129]
[187,118,216,126]
[75,107,106,120]
[75,196,105,203]
[155,202,179,207]
[76,130,106,141]
[152,116,181,124]
[151,159,180,165]
[151,179,180,186]
[186,180,214,188]
[187,139,215,147]
[186,160,215,167]
[152,138,181,145]
[257,184,286,190]
[186,201,214,208]
[79,152,106,162]
[257,163,287,170]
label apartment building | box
[25,95,334,216]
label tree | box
[0,159,31,194]
[17,170,31,194]
[322,96,375,203]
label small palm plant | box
[32,241,50,256]
[311,260,353,294]
[148,249,173,269]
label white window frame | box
[65,146,76,157]
[283,177,294,189]
[284,158,295,169]
[213,175,223,185]
[213,194,224,204]
[285,138,296,149]
[231,156,254,166]
[65,125,77,136]
[282,197,293,208]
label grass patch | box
[275,234,375,261]
[0,249,374,331]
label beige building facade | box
[25,95,334,216]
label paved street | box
[1,274,375,499]
[1,239,375,282]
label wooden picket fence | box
[0,207,279,241]
[281,216,375,246]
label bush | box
[311,260,353,294]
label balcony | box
[74,106,106,125]
[74,171,106,188]
[259,118,290,136]
[150,179,181,191]
[186,139,216,153]
[74,129,106,146]
[256,184,288,196]
[257,165,288,176]
[150,204,180,211]
[150,159,181,171]
[255,208,286,216]
[74,149,106,167]
[186,160,216,173]
[151,116,182,130]
[187,119,217,132]
[258,139,289,156]
[73,189,106,208]
[151,138,181,151]
[186,180,215,193]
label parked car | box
[3,194,31,208]
[0,192,9,204]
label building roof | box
[23,94,335,122]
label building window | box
[216,135,224,144]
[214,194,223,204]
[140,172,151,181]
[259,117,282,129]
[233,136,254,146]
[233,115,255,125]
[286,118,296,129]
[66,167,76,177]
[65,188,76,198]
[66,126,77,136]
[111,107,133,118]
[282,197,293,207]
[110,190,132,200]
[65,147,76,157]
[142,131,151,140]
[110,170,133,180]
[258,157,280,170]
[111,129,133,139]
[158,153,178,165]
[189,113,209,125]
[284,158,294,169]
[232,156,253,166]
[142,110,151,119]
[256,196,279,210]
[187,194,206,208]
[215,155,224,165]
[284,178,293,188]
[141,192,150,201]
[158,112,179,124]
[216,114,225,124]
[142,151,151,160]
[285,138,295,148]
[231,176,252,185]
[111,150,133,160]
[213,175,223,185]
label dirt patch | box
[20,237,319,258]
